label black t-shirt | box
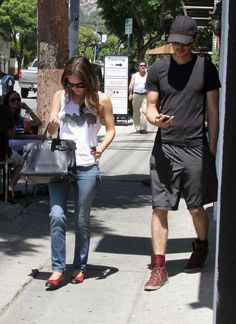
[0,104,15,132]
[145,54,221,146]
[0,104,14,159]
[167,55,221,92]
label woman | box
[46,56,115,289]
[2,90,42,137]
[2,91,42,200]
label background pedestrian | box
[129,60,148,134]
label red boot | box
[144,254,168,291]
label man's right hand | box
[154,114,174,128]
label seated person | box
[2,91,42,201]
[0,102,22,202]
[3,90,42,132]
[3,90,42,153]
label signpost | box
[104,55,129,121]
[125,18,133,56]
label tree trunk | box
[37,0,69,131]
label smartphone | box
[162,115,171,122]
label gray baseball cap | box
[168,16,197,44]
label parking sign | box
[104,55,129,115]
[125,18,133,35]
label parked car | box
[18,59,38,98]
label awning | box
[145,44,174,55]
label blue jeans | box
[48,164,100,273]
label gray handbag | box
[20,125,76,184]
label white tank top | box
[133,72,147,93]
[58,91,102,167]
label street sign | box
[104,55,129,115]
[125,18,133,35]
[101,34,107,43]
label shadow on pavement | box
[29,264,119,288]
[94,174,152,209]
[0,176,216,311]
[0,174,151,257]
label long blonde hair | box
[61,56,102,115]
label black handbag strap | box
[42,124,60,142]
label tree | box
[78,24,120,62]
[99,34,120,60]
[0,0,37,69]
[79,25,100,60]
[195,27,213,50]
[96,0,183,60]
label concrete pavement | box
[0,122,215,324]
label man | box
[144,16,221,291]
[129,60,148,134]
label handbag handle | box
[42,124,60,142]
[42,125,70,152]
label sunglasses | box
[10,98,21,103]
[172,42,192,47]
[66,82,85,89]
[139,64,146,67]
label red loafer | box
[71,271,85,284]
[45,272,64,289]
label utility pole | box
[93,21,98,63]
[37,0,69,130]
[69,0,80,58]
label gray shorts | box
[150,143,218,210]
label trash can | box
[1,74,15,96]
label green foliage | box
[79,25,99,60]
[212,49,220,69]
[78,23,120,62]
[194,27,213,50]
[0,0,37,69]
[96,0,183,60]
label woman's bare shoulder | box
[98,91,111,104]
[54,89,63,98]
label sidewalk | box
[0,123,215,324]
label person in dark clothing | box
[0,103,14,135]
[2,91,42,201]
[0,103,22,202]
[144,16,221,291]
